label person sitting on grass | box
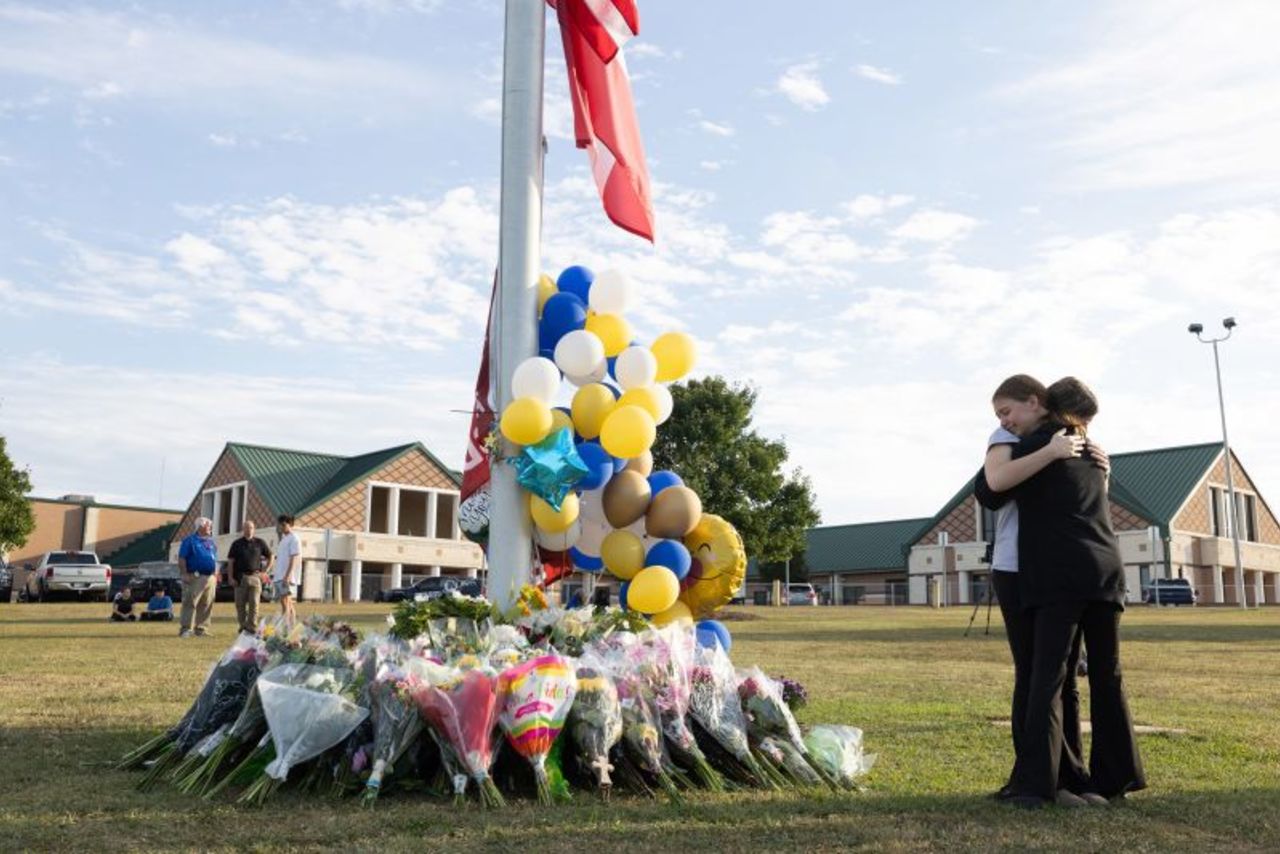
[110,586,138,622]
[140,586,174,621]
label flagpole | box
[488,0,546,612]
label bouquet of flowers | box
[123,634,262,790]
[688,643,774,789]
[803,725,876,790]
[360,662,426,806]
[647,627,724,791]
[411,666,505,807]
[238,663,368,805]
[497,654,577,805]
[566,665,623,798]
[737,666,833,788]
[756,735,823,786]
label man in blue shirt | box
[177,516,220,638]
[140,586,174,621]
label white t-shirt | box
[273,532,301,583]
[987,427,1021,573]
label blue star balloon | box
[509,427,589,511]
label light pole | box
[1188,318,1247,609]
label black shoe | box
[991,784,1016,801]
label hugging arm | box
[984,430,1082,492]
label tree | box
[651,377,820,564]
[0,436,35,554]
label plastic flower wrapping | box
[119,599,875,807]
[567,665,623,796]
[497,653,578,805]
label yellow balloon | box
[500,397,552,446]
[571,383,616,440]
[550,408,574,435]
[616,386,661,420]
[537,273,558,316]
[601,530,646,580]
[678,514,747,619]
[529,492,580,534]
[585,312,632,357]
[599,405,656,459]
[651,599,693,628]
[651,331,697,383]
[628,565,680,614]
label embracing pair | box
[975,374,1147,809]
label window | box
[200,483,246,536]
[365,483,462,539]
[1211,486,1258,541]
[1210,486,1223,536]
[980,506,997,546]
[1241,493,1258,542]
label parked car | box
[127,561,270,604]
[786,583,819,606]
[377,576,482,603]
[1142,577,1197,606]
[0,561,12,603]
[21,551,111,602]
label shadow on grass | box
[733,622,1280,646]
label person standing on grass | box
[227,520,272,635]
[975,374,1088,806]
[272,514,301,624]
[177,516,220,638]
[984,377,1146,808]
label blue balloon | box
[695,619,731,653]
[645,540,692,580]
[570,547,604,573]
[540,292,587,350]
[606,355,618,380]
[619,580,630,610]
[557,265,595,304]
[647,470,683,497]
[574,441,615,491]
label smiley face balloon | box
[677,513,746,619]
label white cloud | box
[1004,0,1280,193]
[0,5,460,118]
[335,0,444,12]
[775,62,830,111]
[890,209,979,243]
[853,63,902,85]
[844,193,914,220]
[697,119,735,137]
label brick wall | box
[300,448,458,532]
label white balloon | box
[651,383,674,424]
[578,486,607,525]
[615,346,658,390]
[589,269,633,315]
[564,360,608,388]
[575,515,611,558]
[511,356,561,403]
[555,329,606,378]
[535,518,582,551]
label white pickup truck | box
[20,551,113,602]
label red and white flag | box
[550,0,655,242]
[458,277,497,542]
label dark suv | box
[1142,578,1197,606]
[0,561,12,603]
[377,576,482,604]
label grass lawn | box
[1,601,1277,852]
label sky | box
[2,0,1278,527]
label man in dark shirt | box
[227,520,272,635]
[110,586,137,621]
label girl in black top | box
[1006,378,1146,804]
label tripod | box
[963,580,996,637]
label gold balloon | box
[584,312,632,357]
[599,404,656,459]
[650,331,697,383]
[678,513,746,619]
[602,470,652,529]
[651,598,693,627]
[616,386,661,420]
[499,397,552,446]
[549,407,574,435]
[530,492,580,534]
[537,273,558,316]
[623,451,654,477]
[645,485,702,539]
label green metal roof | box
[1106,442,1221,526]
[101,522,179,568]
[805,518,933,574]
[224,441,460,517]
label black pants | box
[140,611,173,621]
[1015,599,1147,799]
[993,572,1085,790]
[110,612,137,622]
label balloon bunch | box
[496,265,744,625]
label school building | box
[165,441,484,601]
[773,442,1279,607]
